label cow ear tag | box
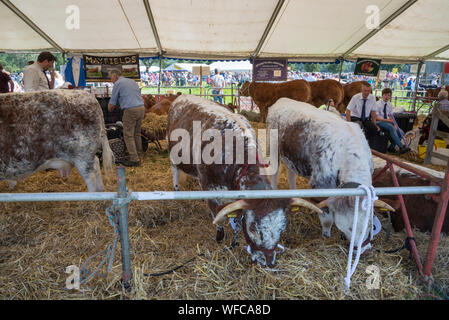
[291,207,300,212]
[227,213,237,218]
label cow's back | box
[267,98,372,187]
[309,79,344,108]
[167,95,257,182]
[0,90,104,180]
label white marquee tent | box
[1,0,449,63]
[163,63,209,72]
[209,60,252,72]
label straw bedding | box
[0,121,448,300]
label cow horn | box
[374,200,396,212]
[316,199,328,209]
[213,200,249,225]
[290,198,323,214]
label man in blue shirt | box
[108,70,145,166]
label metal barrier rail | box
[0,163,443,292]
[0,186,441,203]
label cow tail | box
[100,121,114,173]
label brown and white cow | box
[167,95,322,267]
[267,98,393,250]
[0,90,114,191]
[373,156,449,234]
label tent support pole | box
[423,43,449,61]
[158,55,162,95]
[412,61,423,112]
[143,0,163,55]
[338,58,343,82]
[252,0,285,58]
[341,0,417,59]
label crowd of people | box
[2,57,444,95]
[139,69,252,88]
[2,51,449,162]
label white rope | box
[344,185,377,293]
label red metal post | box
[372,150,441,184]
[388,163,424,276]
[372,162,389,184]
[423,158,449,279]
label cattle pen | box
[0,149,448,300]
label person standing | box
[211,69,225,104]
[374,88,410,154]
[23,52,56,92]
[0,63,14,93]
[108,70,145,167]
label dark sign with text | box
[354,58,382,77]
[83,54,140,82]
[253,58,287,81]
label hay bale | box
[142,114,167,141]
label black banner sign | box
[83,54,140,82]
[354,58,382,77]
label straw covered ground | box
[0,118,448,300]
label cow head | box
[317,196,394,251]
[238,81,251,97]
[213,198,322,267]
[142,94,156,113]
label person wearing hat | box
[23,51,56,92]
[0,63,14,93]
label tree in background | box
[0,53,63,73]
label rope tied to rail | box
[344,185,376,293]
[79,205,120,285]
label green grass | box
[140,84,433,114]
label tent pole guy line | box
[342,0,418,59]
[143,0,163,55]
[0,0,65,54]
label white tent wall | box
[1,0,448,63]
[352,0,449,62]
[209,60,252,72]
[259,0,407,60]
[3,0,159,54]
[0,1,53,51]
[164,63,209,72]
[149,0,278,59]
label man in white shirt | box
[211,69,225,104]
[23,52,56,92]
[374,88,410,154]
[345,83,378,137]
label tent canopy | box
[1,0,449,63]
